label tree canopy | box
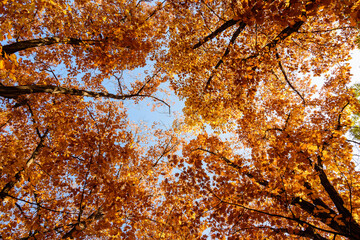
[1,0,360,239]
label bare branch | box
[136,68,162,95]
[314,156,354,221]
[266,21,304,49]
[113,72,124,95]
[152,137,178,168]
[347,139,360,145]
[200,0,226,21]
[25,103,42,138]
[144,0,167,22]
[241,21,305,62]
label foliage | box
[350,84,360,140]
[1,0,360,239]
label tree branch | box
[192,19,241,49]
[0,85,170,112]
[152,137,178,168]
[297,26,355,34]
[204,23,246,90]
[0,129,48,202]
[195,147,269,187]
[267,21,304,49]
[198,147,360,238]
[61,206,103,239]
[206,186,344,237]
[5,194,75,215]
[1,37,101,56]
[336,101,349,130]
[241,21,305,63]
[275,51,306,105]
[135,68,162,95]
[314,157,360,237]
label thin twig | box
[0,114,12,129]
[297,26,355,34]
[152,137,178,167]
[136,68,162,95]
[145,0,167,22]
[275,51,306,105]
[114,72,124,95]
[6,194,76,215]
[200,0,226,21]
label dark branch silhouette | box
[204,23,246,90]
[196,146,360,239]
[192,19,241,49]
[0,85,170,112]
[62,207,103,239]
[0,129,48,202]
[275,51,306,105]
[1,37,99,56]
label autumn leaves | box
[1,0,360,239]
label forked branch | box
[241,21,305,63]
[0,129,48,202]
[62,206,104,239]
[193,19,241,49]
[204,23,246,90]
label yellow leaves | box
[246,66,253,71]
[352,0,360,12]
[285,0,290,8]
[307,144,318,154]
[318,5,326,11]
[47,0,58,7]
[0,60,4,70]
[297,11,306,20]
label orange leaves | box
[157,1,360,238]
[2,0,360,239]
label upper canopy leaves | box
[1,0,360,239]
